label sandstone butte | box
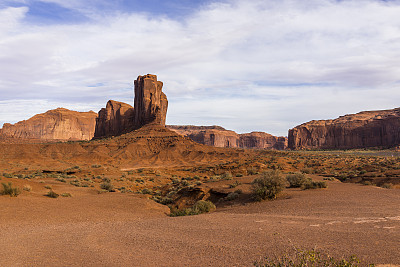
[167,125,288,150]
[0,73,287,150]
[288,107,400,150]
[0,108,97,141]
[94,74,168,138]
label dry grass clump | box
[1,182,21,197]
[23,185,32,192]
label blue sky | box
[1,0,400,136]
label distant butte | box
[0,108,97,141]
[288,107,400,150]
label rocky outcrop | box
[167,125,287,150]
[239,132,288,150]
[134,74,168,128]
[288,108,400,150]
[93,74,168,139]
[94,100,134,138]
[0,108,97,141]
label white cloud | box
[1,0,400,136]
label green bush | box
[286,173,307,188]
[1,182,21,197]
[251,170,286,201]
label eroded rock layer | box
[94,100,134,138]
[167,125,287,150]
[0,108,97,141]
[288,108,400,150]
[134,74,168,128]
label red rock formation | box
[0,108,97,141]
[167,125,287,150]
[134,74,168,128]
[239,132,288,150]
[94,100,134,138]
[288,108,400,150]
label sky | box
[1,0,400,136]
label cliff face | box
[0,108,97,141]
[167,125,287,150]
[288,108,400,150]
[93,74,169,138]
[94,100,134,138]
[134,74,168,128]
[239,132,288,150]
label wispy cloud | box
[1,0,400,135]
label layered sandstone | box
[167,125,287,150]
[0,108,97,141]
[288,108,400,150]
[94,100,134,138]
[93,74,169,138]
[134,74,168,128]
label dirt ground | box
[1,177,399,266]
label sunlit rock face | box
[0,108,97,141]
[134,74,168,128]
[288,108,400,150]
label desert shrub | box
[302,179,327,190]
[91,164,101,168]
[192,200,216,213]
[225,192,239,201]
[286,173,307,188]
[323,177,335,181]
[380,183,393,189]
[141,188,153,194]
[23,185,32,192]
[3,173,13,178]
[361,180,373,186]
[100,182,115,192]
[254,248,365,267]
[155,196,173,205]
[44,185,52,189]
[251,170,286,201]
[61,193,72,197]
[1,182,21,197]
[170,200,216,217]
[56,178,66,183]
[221,172,233,180]
[234,189,243,194]
[45,190,59,198]
[229,181,242,188]
[236,173,243,177]
[247,167,258,175]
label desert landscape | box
[1,74,399,266]
[2,1,400,266]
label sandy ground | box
[1,179,399,266]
